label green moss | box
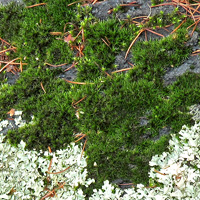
[0,2,24,42]
[45,39,74,64]
[151,0,164,6]
[130,26,191,85]
[0,0,200,197]
[67,71,194,194]
[189,64,195,70]
[2,67,77,151]
[76,18,135,81]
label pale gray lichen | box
[189,104,200,122]
[90,122,200,199]
[1,108,200,199]
[0,110,34,135]
[0,134,95,199]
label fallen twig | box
[26,3,47,8]
[40,82,46,93]
[44,62,68,67]
[0,58,20,73]
[64,79,94,85]
[0,47,17,54]
[111,67,134,74]
[47,166,71,175]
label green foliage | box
[3,67,77,151]
[146,7,187,28]
[168,72,200,106]
[0,0,200,197]
[45,39,73,64]
[76,18,135,81]
[66,72,195,191]
[151,0,164,6]
[131,135,170,183]
[15,0,77,65]
[131,27,191,84]
[0,2,24,43]
[0,84,16,119]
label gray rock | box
[185,31,199,47]
[139,117,149,126]
[163,53,200,86]
[112,51,133,73]
[91,0,175,21]
[56,64,78,81]
[0,0,24,6]
[112,178,135,189]
[5,72,20,85]
[153,126,171,141]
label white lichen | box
[1,112,200,199]
[0,134,95,199]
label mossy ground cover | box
[0,0,200,197]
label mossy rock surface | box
[0,0,200,197]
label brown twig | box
[44,62,68,67]
[125,29,143,59]
[0,61,27,65]
[154,169,167,176]
[72,96,87,107]
[40,182,65,200]
[26,3,47,8]
[68,0,84,6]
[111,67,134,74]
[0,37,11,46]
[75,134,87,143]
[0,58,20,73]
[101,38,110,47]
[48,158,53,172]
[64,79,94,85]
[64,62,78,72]
[170,18,186,35]
[49,32,63,36]
[40,82,46,93]
[47,166,71,174]
[145,28,164,37]
[120,1,140,7]
[80,139,87,158]
[20,60,23,72]
[0,47,17,54]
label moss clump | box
[68,72,193,195]
[75,18,135,81]
[2,67,78,151]
[146,8,185,28]
[151,0,164,6]
[0,2,24,42]
[130,27,191,84]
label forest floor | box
[1,0,200,198]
